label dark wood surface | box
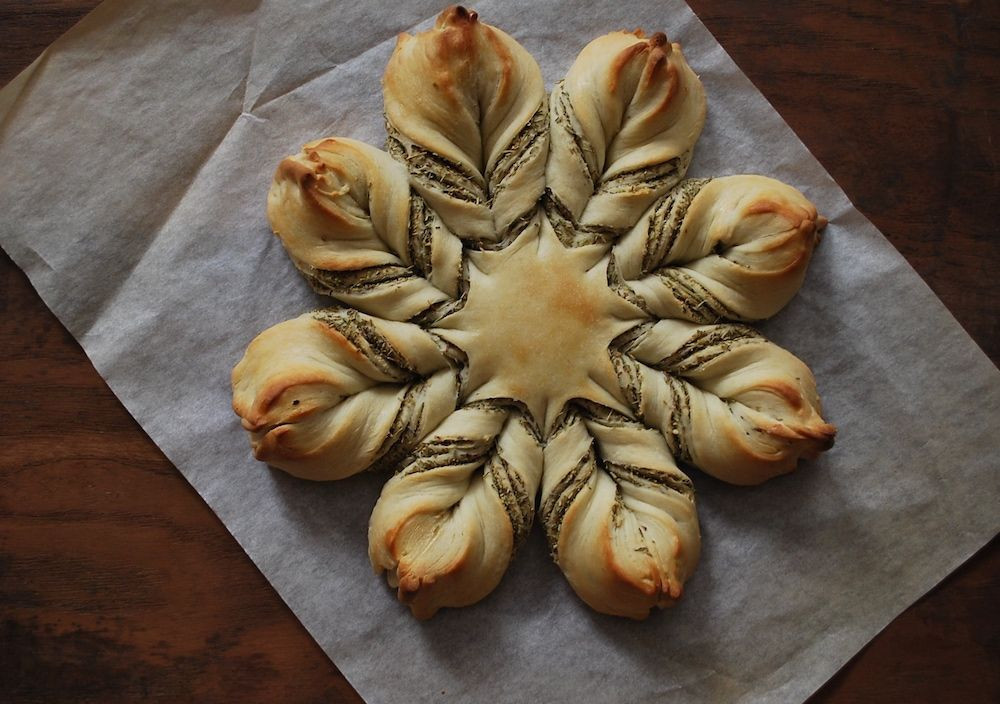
[1,1,996,702]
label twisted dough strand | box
[383,6,549,244]
[541,403,700,619]
[614,175,826,321]
[545,30,706,246]
[369,402,543,619]
[232,310,458,480]
[613,318,835,485]
[268,138,463,321]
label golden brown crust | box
[544,30,706,245]
[232,311,458,480]
[614,175,827,322]
[368,405,542,619]
[266,138,457,320]
[541,410,699,619]
[618,318,836,485]
[235,9,835,620]
[382,6,547,241]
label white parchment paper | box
[2,1,998,702]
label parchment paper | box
[2,1,998,702]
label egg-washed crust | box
[232,5,835,620]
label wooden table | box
[2,1,996,701]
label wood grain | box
[1,1,996,702]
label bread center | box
[433,217,645,435]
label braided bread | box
[233,6,835,620]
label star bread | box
[232,5,835,620]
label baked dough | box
[233,6,836,619]
[613,319,835,485]
[546,30,706,245]
[368,403,542,619]
[232,310,458,480]
[613,175,827,322]
[383,5,548,243]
